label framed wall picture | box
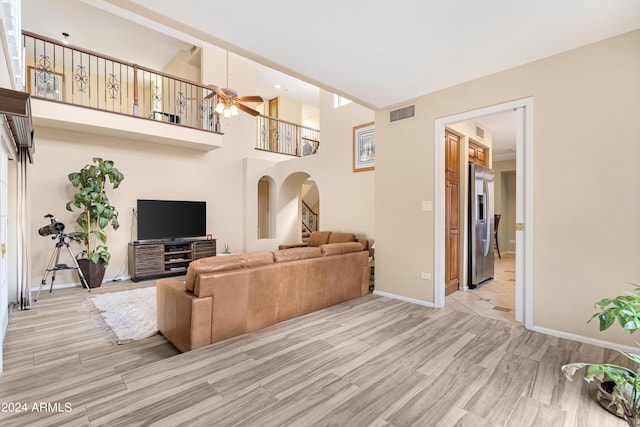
[27,66,64,101]
[353,122,375,172]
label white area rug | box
[87,286,157,345]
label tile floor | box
[446,252,518,324]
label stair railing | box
[302,200,318,234]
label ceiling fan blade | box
[237,95,263,103]
[208,84,227,98]
[237,103,261,116]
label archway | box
[278,172,314,245]
[257,175,276,239]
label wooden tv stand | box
[128,238,216,282]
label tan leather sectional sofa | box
[156,240,370,352]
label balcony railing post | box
[133,64,139,116]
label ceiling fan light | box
[223,108,232,118]
[215,101,225,114]
[230,104,239,116]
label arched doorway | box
[278,172,320,244]
[257,175,276,239]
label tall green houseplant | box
[65,158,124,287]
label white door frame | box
[434,97,534,328]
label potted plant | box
[562,285,640,427]
[65,157,124,288]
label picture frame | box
[353,122,375,172]
[27,66,64,101]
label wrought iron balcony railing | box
[22,31,221,133]
[256,114,320,157]
[23,31,321,155]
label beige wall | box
[375,29,640,347]
[275,95,303,124]
[163,47,201,84]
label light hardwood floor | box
[0,278,629,426]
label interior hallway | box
[446,252,517,324]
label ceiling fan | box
[206,50,263,117]
[207,85,263,117]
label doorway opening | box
[434,98,533,327]
[301,180,319,241]
[257,175,276,239]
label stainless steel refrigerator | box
[469,163,495,288]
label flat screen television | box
[137,199,206,241]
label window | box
[333,94,352,108]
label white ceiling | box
[21,0,640,156]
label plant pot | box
[77,259,106,288]
[597,379,639,426]
[597,380,625,418]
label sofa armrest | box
[157,278,212,352]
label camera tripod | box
[35,233,90,302]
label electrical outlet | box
[420,272,431,280]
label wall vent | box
[389,105,415,122]
[475,125,485,139]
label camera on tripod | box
[38,214,65,237]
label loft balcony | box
[22,31,222,151]
[256,115,319,157]
[22,31,320,156]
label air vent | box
[389,105,415,122]
[475,125,485,139]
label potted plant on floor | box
[562,285,640,427]
[66,157,124,288]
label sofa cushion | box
[306,231,332,247]
[327,232,356,244]
[185,251,274,292]
[273,247,322,263]
[320,242,366,256]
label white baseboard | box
[372,290,435,308]
[372,291,638,354]
[530,325,639,355]
[31,282,80,292]
[30,276,131,292]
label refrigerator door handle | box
[483,177,491,256]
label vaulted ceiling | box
[23,0,640,109]
[21,0,640,157]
